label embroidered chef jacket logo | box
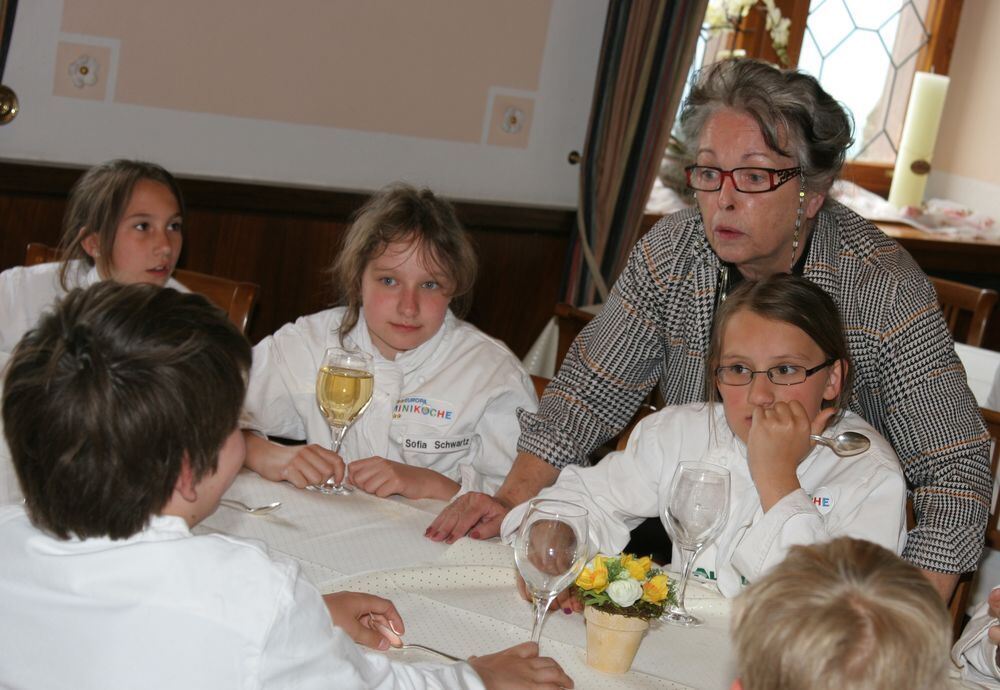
[807,486,837,515]
[393,397,454,424]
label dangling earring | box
[789,176,805,272]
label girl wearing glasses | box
[436,59,985,605]
[502,275,906,599]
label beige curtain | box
[568,0,707,305]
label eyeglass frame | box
[685,165,802,194]
[715,357,837,386]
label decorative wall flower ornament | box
[501,106,524,134]
[69,55,100,88]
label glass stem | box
[329,424,348,454]
[530,594,556,644]
[674,546,698,613]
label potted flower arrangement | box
[574,553,674,674]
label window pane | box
[797,0,931,163]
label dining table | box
[198,470,738,689]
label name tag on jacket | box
[401,436,474,453]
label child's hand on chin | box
[747,403,838,511]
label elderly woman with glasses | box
[428,58,988,602]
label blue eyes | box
[376,277,439,289]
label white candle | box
[888,72,950,210]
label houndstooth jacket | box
[518,202,990,574]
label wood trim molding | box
[0,160,575,236]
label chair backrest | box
[554,302,596,369]
[530,374,549,400]
[23,242,259,335]
[172,268,259,335]
[930,276,998,348]
[25,242,58,266]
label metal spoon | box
[809,431,870,457]
[219,498,282,515]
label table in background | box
[199,471,736,689]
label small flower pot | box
[584,606,650,674]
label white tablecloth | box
[955,343,1000,410]
[199,471,737,689]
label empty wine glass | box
[660,462,730,627]
[308,347,374,495]
[513,499,589,644]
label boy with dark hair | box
[0,282,571,690]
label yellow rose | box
[642,574,669,604]
[575,556,609,593]
[621,554,652,581]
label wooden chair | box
[24,241,58,266]
[530,375,549,400]
[24,242,259,335]
[930,276,998,348]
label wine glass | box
[308,347,374,495]
[513,499,589,644]
[659,462,730,627]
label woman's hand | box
[746,402,836,511]
[469,642,574,690]
[242,431,345,489]
[348,456,460,501]
[516,573,582,614]
[322,591,405,650]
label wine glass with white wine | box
[660,462,730,627]
[513,499,589,644]
[309,347,374,495]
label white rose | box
[606,578,643,608]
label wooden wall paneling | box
[0,194,66,270]
[0,162,574,356]
[464,227,569,357]
[179,209,350,344]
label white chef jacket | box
[0,261,187,506]
[953,587,1000,688]
[0,259,187,366]
[243,307,536,494]
[501,403,907,597]
[0,506,484,689]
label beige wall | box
[927,0,1000,218]
[2,1,607,207]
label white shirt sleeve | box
[953,591,1000,689]
[730,454,907,582]
[456,367,537,496]
[500,412,667,553]
[242,314,330,441]
[261,563,485,689]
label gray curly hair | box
[678,59,854,194]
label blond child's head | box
[731,537,952,690]
[332,183,477,359]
